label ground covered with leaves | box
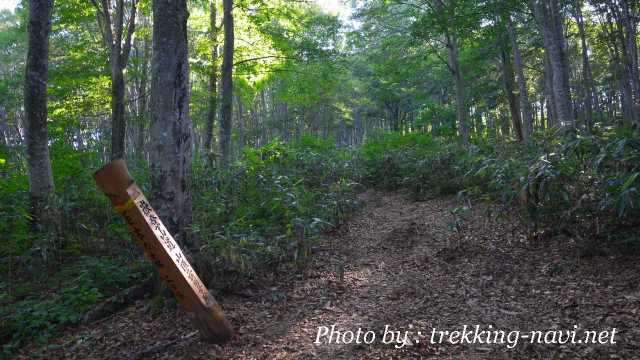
[17,190,640,359]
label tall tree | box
[219,0,234,167]
[91,0,139,160]
[24,0,55,229]
[531,0,573,127]
[133,28,150,155]
[500,47,524,142]
[508,16,532,140]
[204,0,219,156]
[446,31,469,143]
[411,0,474,143]
[149,0,193,247]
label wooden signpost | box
[94,160,233,343]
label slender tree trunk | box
[499,112,510,138]
[260,89,267,146]
[250,97,258,146]
[603,10,636,124]
[149,0,192,248]
[25,0,55,230]
[219,0,234,167]
[500,48,524,142]
[543,52,557,128]
[572,2,596,132]
[205,0,218,155]
[446,34,469,143]
[136,34,150,155]
[508,17,532,140]
[92,0,138,160]
[236,93,244,151]
[111,64,126,159]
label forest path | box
[24,191,640,359]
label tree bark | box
[150,0,193,248]
[219,0,234,167]
[111,65,126,159]
[25,0,55,230]
[507,16,532,140]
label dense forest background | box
[2,0,640,355]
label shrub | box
[360,130,640,250]
[192,136,361,288]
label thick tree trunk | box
[508,17,532,140]
[531,0,573,127]
[500,48,524,142]
[149,0,193,248]
[25,0,55,230]
[446,34,469,143]
[219,0,234,167]
[205,0,218,155]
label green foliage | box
[1,257,148,354]
[0,144,149,355]
[361,131,464,196]
[0,142,143,272]
[362,130,640,250]
[192,136,361,287]
[415,101,457,136]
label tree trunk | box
[446,34,469,143]
[601,9,635,124]
[500,48,524,142]
[205,0,218,155]
[508,17,532,140]
[573,2,596,131]
[219,0,234,167]
[136,34,150,156]
[531,0,573,127]
[92,0,138,160]
[621,0,640,109]
[543,52,557,128]
[149,0,193,248]
[111,64,126,159]
[25,0,55,230]
[236,93,244,152]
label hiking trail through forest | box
[22,191,640,359]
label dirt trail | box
[22,191,640,359]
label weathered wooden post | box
[94,159,233,343]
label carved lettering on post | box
[94,160,233,343]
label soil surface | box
[20,191,640,359]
